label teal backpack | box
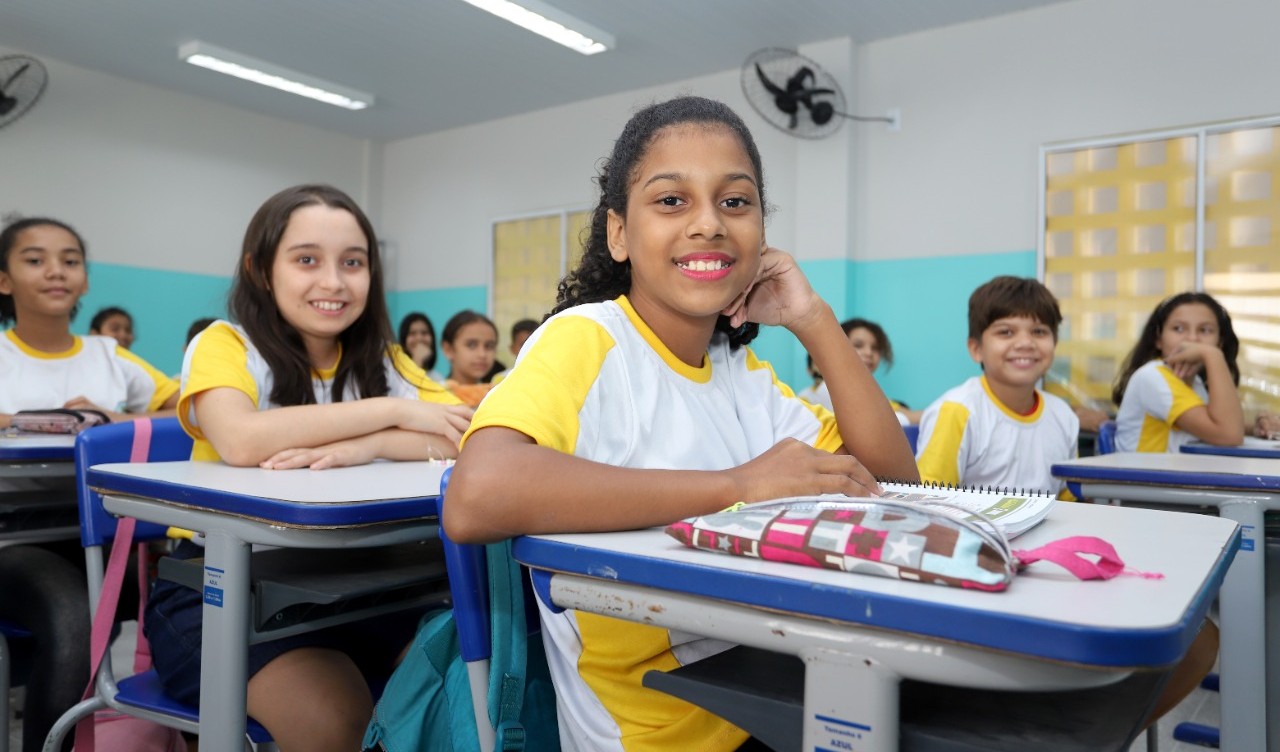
[362,538,559,752]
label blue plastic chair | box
[903,424,920,455]
[1096,421,1117,455]
[43,418,275,750]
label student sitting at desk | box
[1112,292,1244,453]
[798,317,919,425]
[146,184,472,752]
[916,276,1078,495]
[0,216,179,750]
[446,96,918,752]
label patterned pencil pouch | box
[665,497,1152,591]
[11,408,111,434]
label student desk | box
[85,460,446,752]
[1052,452,1280,752]
[0,434,77,543]
[513,501,1237,752]
[1182,437,1280,460]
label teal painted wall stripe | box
[10,251,1036,409]
[75,262,231,376]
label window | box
[491,209,591,354]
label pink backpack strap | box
[1012,535,1164,581]
[76,418,152,752]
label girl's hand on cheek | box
[722,247,822,330]
[725,438,882,503]
[1163,342,1217,381]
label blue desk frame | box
[86,460,446,752]
[1053,452,1280,752]
[515,501,1238,752]
[1182,439,1280,460]
[1,435,78,544]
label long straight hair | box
[230,184,395,406]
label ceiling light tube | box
[459,0,614,55]
[178,41,374,111]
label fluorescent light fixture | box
[459,0,614,55]
[179,41,374,111]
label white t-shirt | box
[464,295,843,752]
[1114,359,1208,453]
[916,375,1078,494]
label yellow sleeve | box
[178,323,258,441]
[115,346,179,412]
[461,315,613,454]
[743,348,843,453]
[1155,364,1206,425]
[916,402,970,486]
[386,345,462,405]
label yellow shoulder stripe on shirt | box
[917,401,969,485]
[387,344,462,405]
[1154,364,1206,424]
[115,346,180,411]
[178,322,256,442]
[461,314,615,454]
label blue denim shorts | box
[144,541,419,705]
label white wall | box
[854,0,1280,261]
[0,43,372,277]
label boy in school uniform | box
[916,276,1078,495]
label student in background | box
[0,218,178,427]
[89,305,135,349]
[398,311,445,383]
[185,316,217,348]
[146,185,472,752]
[798,317,918,424]
[490,317,539,385]
[1257,411,1280,439]
[916,276,1078,495]
[446,96,916,752]
[0,216,179,750]
[1112,292,1244,453]
[440,309,499,406]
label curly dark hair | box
[552,96,767,349]
[1112,292,1240,405]
[0,217,88,326]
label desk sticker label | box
[813,713,870,751]
[1241,524,1256,552]
[204,565,224,608]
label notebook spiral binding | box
[875,477,1054,498]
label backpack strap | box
[486,539,528,752]
[76,418,152,752]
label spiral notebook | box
[875,481,1055,540]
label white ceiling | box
[1,0,1078,141]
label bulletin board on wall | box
[490,208,590,357]
[1039,117,1280,418]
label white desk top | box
[1055,452,1280,477]
[516,501,1236,667]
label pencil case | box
[11,408,111,434]
[665,497,1150,591]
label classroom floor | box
[6,622,1221,752]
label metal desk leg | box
[803,648,899,752]
[1217,499,1267,752]
[199,530,252,752]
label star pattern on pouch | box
[884,535,921,565]
[717,535,733,551]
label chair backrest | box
[903,424,920,455]
[437,467,492,664]
[1096,421,1117,456]
[75,418,193,548]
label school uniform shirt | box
[179,321,461,461]
[1114,359,1208,453]
[462,295,844,752]
[0,329,177,416]
[916,375,1078,494]
[0,329,177,502]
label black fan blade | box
[754,63,785,96]
[1,62,30,93]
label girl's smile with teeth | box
[311,300,346,312]
[675,259,731,271]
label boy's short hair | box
[968,276,1062,340]
[511,318,538,338]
